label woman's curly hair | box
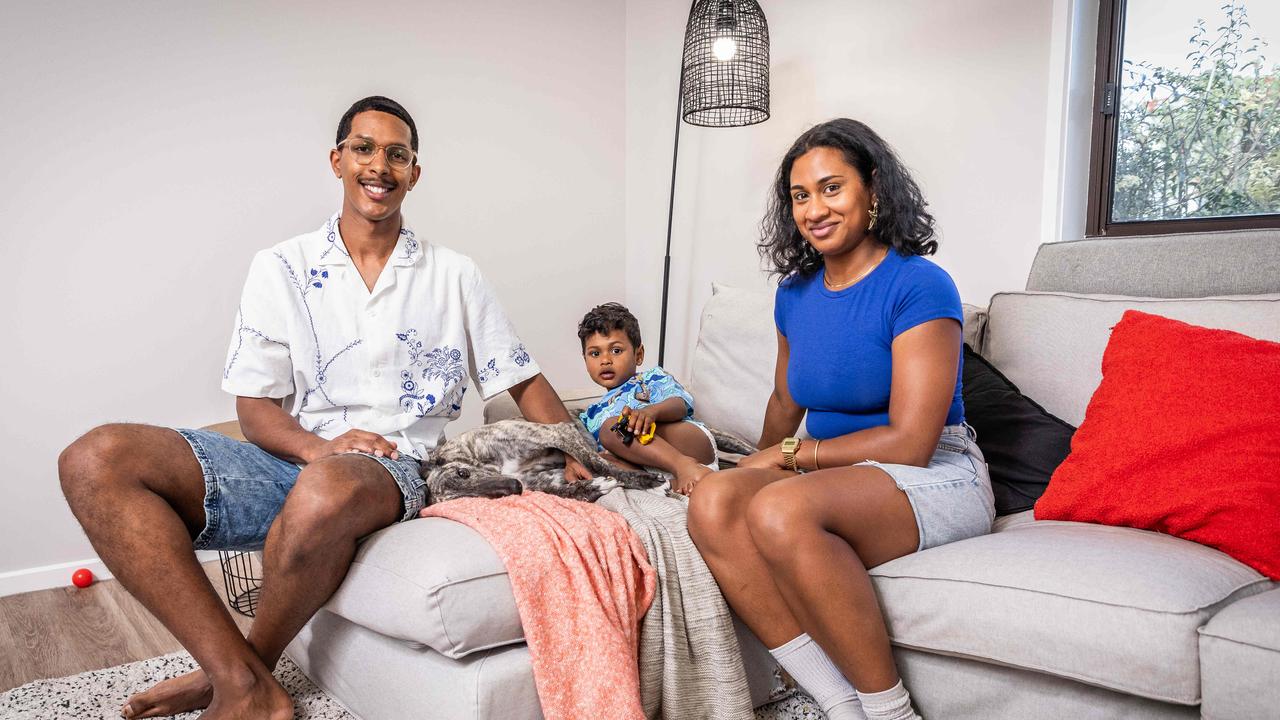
[758,118,937,279]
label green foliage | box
[1113,0,1280,222]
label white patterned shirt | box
[222,212,540,459]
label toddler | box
[577,303,717,495]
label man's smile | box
[360,178,396,201]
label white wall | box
[0,0,625,588]
[626,0,1074,380]
[0,0,1096,593]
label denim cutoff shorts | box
[857,423,995,552]
[175,428,426,551]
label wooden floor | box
[0,560,254,693]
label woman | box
[687,119,994,720]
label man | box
[58,96,591,720]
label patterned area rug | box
[0,651,826,719]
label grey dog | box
[419,419,670,504]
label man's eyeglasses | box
[336,137,416,170]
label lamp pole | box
[656,0,769,368]
[657,81,686,368]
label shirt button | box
[373,369,382,378]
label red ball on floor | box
[71,568,94,588]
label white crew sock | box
[769,634,866,720]
[856,679,922,720]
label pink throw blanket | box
[420,491,657,720]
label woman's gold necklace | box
[824,247,888,290]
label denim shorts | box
[176,429,426,551]
[857,423,996,552]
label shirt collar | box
[315,212,422,267]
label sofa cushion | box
[323,518,523,659]
[869,519,1273,704]
[982,292,1280,426]
[1035,310,1280,579]
[1199,587,1280,719]
[961,344,1074,515]
[687,283,777,443]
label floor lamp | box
[657,0,771,366]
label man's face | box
[330,110,421,223]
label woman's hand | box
[737,443,788,471]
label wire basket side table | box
[218,550,263,617]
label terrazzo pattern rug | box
[0,651,826,719]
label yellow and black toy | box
[610,406,657,447]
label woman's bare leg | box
[686,467,802,647]
[746,467,919,692]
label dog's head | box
[421,458,524,504]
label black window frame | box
[1085,0,1280,237]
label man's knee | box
[59,423,142,504]
[281,458,398,538]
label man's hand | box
[736,443,789,471]
[306,429,400,463]
[563,454,593,483]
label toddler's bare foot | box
[673,462,714,496]
[121,668,212,718]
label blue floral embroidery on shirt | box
[273,252,362,410]
[398,370,437,416]
[224,305,287,379]
[510,344,530,367]
[477,358,499,383]
[308,268,329,290]
[399,227,419,260]
[397,330,467,418]
[422,345,465,385]
[319,216,349,261]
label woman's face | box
[788,146,875,257]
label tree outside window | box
[1088,0,1280,235]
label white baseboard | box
[0,551,222,598]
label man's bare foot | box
[122,668,212,718]
[673,462,714,496]
[198,666,292,720]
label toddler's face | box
[583,330,642,390]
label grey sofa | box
[285,229,1280,719]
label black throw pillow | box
[962,344,1076,515]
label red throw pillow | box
[1034,310,1280,579]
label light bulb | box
[712,36,738,62]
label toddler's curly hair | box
[577,302,642,351]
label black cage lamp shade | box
[680,0,770,127]
[657,0,770,366]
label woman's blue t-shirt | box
[774,250,965,440]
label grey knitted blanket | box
[597,487,757,720]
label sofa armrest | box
[482,387,603,424]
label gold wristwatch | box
[780,436,801,472]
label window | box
[1086,0,1280,236]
